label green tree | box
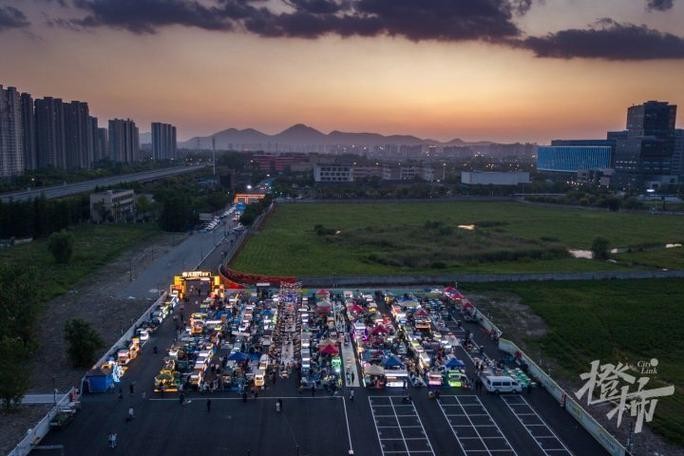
[591,236,611,261]
[0,337,31,410]
[158,195,196,232]
[136,194,153,221]
[64,319,104,368]
[0,266,42,349]
[48,230,74,264]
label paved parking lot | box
[369,396,435,456]
[500,395,574,456]
[438,395,517,456]
[32,288,610,456]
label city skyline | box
[0,0,683,143]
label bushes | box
[591,237,611,260]
[48,230,74,264]
[313,224,337,236]
[64,319,104,368]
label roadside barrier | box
[7,387,77,456]
[498,338,628,456]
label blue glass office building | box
[537,145,613,172]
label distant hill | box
[181,124,469,150]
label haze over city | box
[2,0,684,143]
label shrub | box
[64,319,104,368]
[48,230,74,264]
[591,237,611,261]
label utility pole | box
[212,137,216,177]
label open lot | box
[464,279,684,448]
[0,223,161,303]
[231,202,684,276]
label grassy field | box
[231,201,684,276]
[463,279,684,446]
[0,224,161,303]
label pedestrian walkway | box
[341,336,361,387]
[21,393,67,405]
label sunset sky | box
[2,0,684,143]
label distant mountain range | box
[180,123,486,150]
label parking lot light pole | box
[52,376,56,404]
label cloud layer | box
[524,19,684,60]
[0,5,29,31]
[5,0,684,61]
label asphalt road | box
[0,165,207,202]
[34,290,609,456]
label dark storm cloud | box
[69,0,236,33]
[64,0,527,41]
[522,19,684,60]
[646,0,675,11]
[0,5,30,31]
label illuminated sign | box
[181,271,212,278]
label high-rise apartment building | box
[96,127,108,162]
[151,122,177,160]
[64,101,94,169]
[20,92,37,171]
[35,96,67,170]
[0,85,25,177]
[109,119,139,163]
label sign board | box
[181,271,212,278]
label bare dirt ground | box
[469,291,684,456]
[0,405,52,456]
[1,232,184,456]
[28,232,182,393]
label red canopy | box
[414,308,428,317]
[348,304,364,314]
[370,325,388,336]
[316,289,331,296]
[319,344,339,355]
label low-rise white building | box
[90,189,136,223]
[461,171,530,186]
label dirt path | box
[28,232,183,393]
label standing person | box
[126,407,135,422]
[206,398,212,413]
[349,389,354,402]
[108,432,117,448]
[311,384,316,397]
[118,387,123,400]
[129,382,135,396]
[179,392,185,405]
[242,390,248,403]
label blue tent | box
[446,358,465,369]
[228,352,250,362]
[383,355,403,368]
[85,370,114,393]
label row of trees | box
[239,195,273,226]
[0,196,90,240]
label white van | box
[481,375,523,394]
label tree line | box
[0,196,90,240]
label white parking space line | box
[369,397,436,456]
[438,395,518,456]
[500,395,574,456]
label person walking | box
[129,382,135,396]
[206,398,212,413]
[126,407,135,422]
[108,432,118,448]
[179,392,185,405]
[242,390,248,403]
[349,389,354,402]
[311,384,316,397]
